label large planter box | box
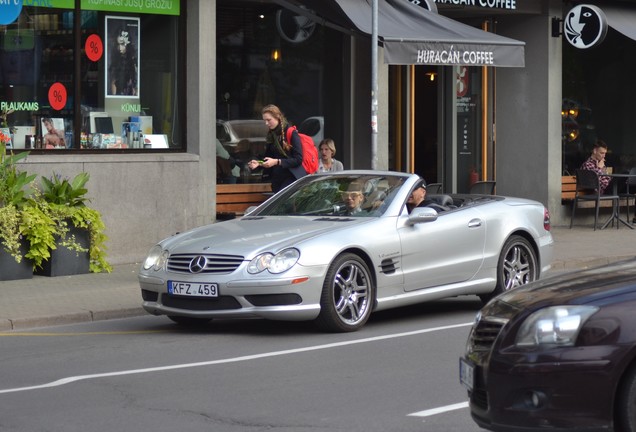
[0,240,33,281]
[36,225,90,277]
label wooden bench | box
[561,175,577,203]
[216,183,272,220]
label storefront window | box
[0,2,183,152]
[562,28,636,176]
[217,0,343,183]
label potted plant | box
[0,135,39,280]
[38,171,112,275]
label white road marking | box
[408,401,469,417]
[0,322,472,395]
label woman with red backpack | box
[247,104,306,192]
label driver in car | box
[341,182,366,215]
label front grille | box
[162,295,241,310]
[471,388,489,410]
[167,253,244,274]
[471,319,505,351]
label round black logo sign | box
[564,4,608,49]
[408,0,438,13]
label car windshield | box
[255,174,407,217]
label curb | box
[550,255,636,272]
[0,307,146,332]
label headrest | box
[430,194,453,207]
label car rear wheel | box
[167,316,211,326]
[480,235,538,303]
[315,253,374,333]
[617,365,636,432]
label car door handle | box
[468,219,482,228]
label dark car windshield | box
[255,174,406,217]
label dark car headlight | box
[143,245,169,271]
[248,248,300,274]
[515,305,599,347]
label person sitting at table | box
[580,139,611,194]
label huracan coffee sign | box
[431,0,516,9]
[416,45,494,65]
[564,4,608,49]
[383,41,524,67]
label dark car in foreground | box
[461,259,636,432]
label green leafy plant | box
[41,172,90,207]
[0,204,22,262]
[18,194,58,268]
[0,148,111,273]
[0,141,41,264]
[40,172,112,273]
[0,144,36,208]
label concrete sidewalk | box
[1,225,635,331]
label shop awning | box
[332,0,525,67]
[601,4,636,41]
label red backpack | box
[286,126,319,175]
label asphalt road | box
[0,298,484,432]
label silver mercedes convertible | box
[139,171,553,332]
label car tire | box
[315,253,374,333]
[617,365,636,432]
[480,235,538,303]
[167,316,211,326]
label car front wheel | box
[480,235,538,303]
[315,253,374,332]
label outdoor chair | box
[427,183,443,194]
[619,167,636,223]
[570,169,620,230]
[469,181,496,195]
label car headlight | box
[515,305,599,347]
[248,248,300,274]
[143,245,169,271]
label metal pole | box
[371,0,378,170]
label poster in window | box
[105,16,140,98]
[41,118,66,149]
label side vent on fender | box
[380,258,398,274]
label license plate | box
[168,281,218,297]
[459,358,474,391]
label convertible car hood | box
[161,216,373,256]
[493,258,636,311]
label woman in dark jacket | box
[248,104,306,192]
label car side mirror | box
[407,207,438,225]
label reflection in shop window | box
[0,3,183,152]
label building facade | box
[1,0,635,265]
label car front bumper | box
[463,346,622,432]
[139,266,326,321]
